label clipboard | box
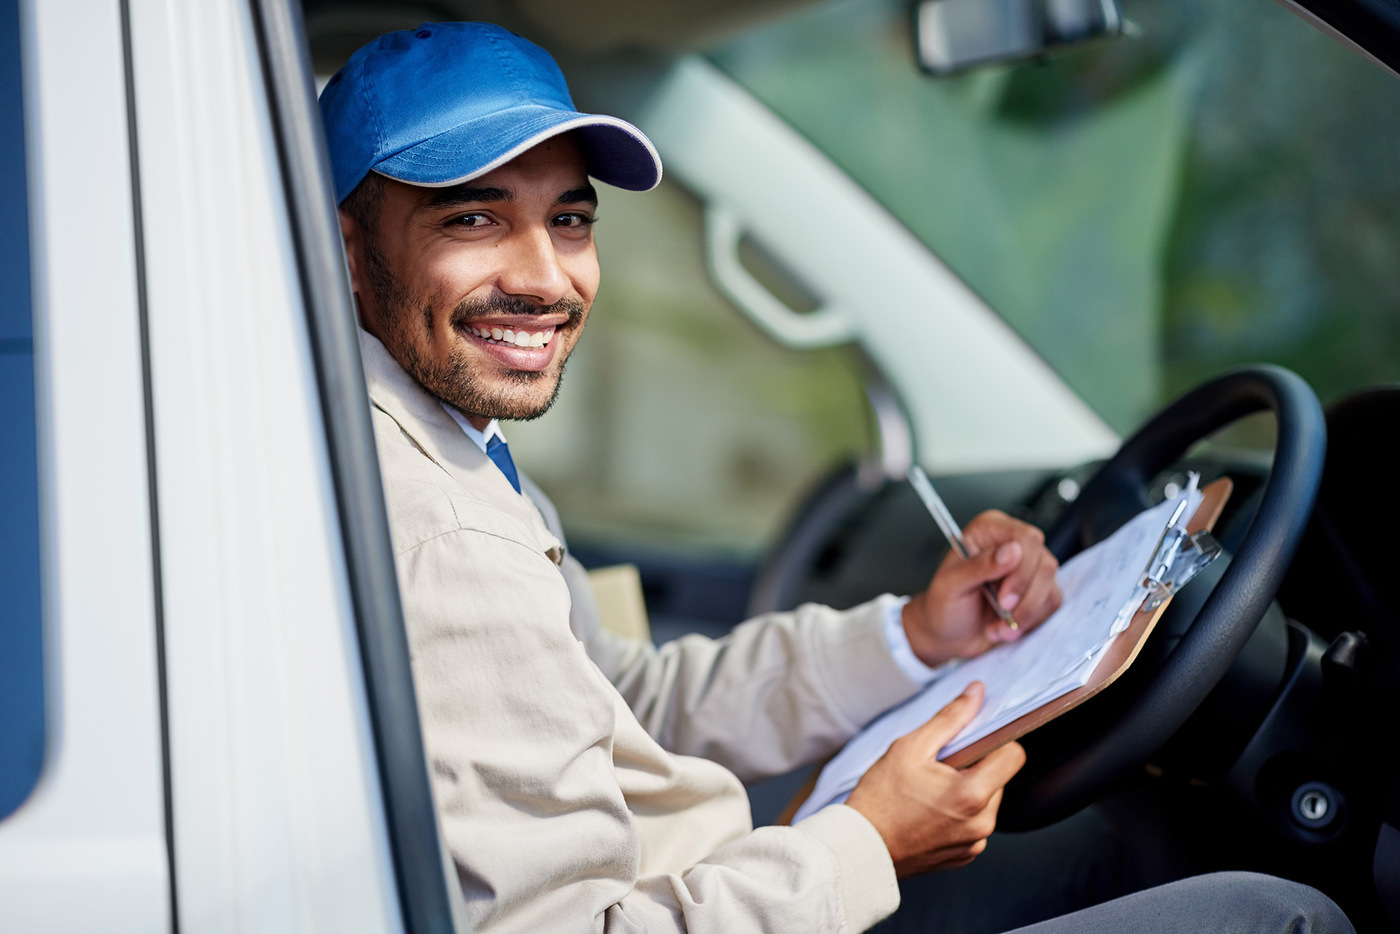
[777,476,1233,824]
[941,476,1232,767]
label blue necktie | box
[486,434,521,494]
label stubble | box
[363,238,584,422]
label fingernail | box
[1001,592,1021,610]
[995,542,1018,564]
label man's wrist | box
[899,597,963,669]
[883,596,955,686]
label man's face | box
[342,136,600,427]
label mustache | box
[449,294,586,325]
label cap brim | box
[372,106,662,192]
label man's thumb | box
[908,681,985,754]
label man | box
[320,22,1353,934]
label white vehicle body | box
[1,1,400,929]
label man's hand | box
[846,682,1024,877]
[903,510,1061,668]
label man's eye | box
[553,213,596,229]
[449,213,492,228]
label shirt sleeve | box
[609,805,899,934]
[565,556,926,783]
[398,527,902,934]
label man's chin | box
[451,372,563,423]
[398,337,569,424]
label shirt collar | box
[440,402,505,453]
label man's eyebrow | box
[558,185,599,206]
[423,185,513,209]
[419,183,598,211]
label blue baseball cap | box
[319,22,662,204]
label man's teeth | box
[466,325,555,348]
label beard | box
[363,239,585,422]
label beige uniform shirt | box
[361,331,924,933]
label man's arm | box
[391,486,1024,933]
[566,510,1061,783]
[597,685,1024,932]
[399,522,908,933]
[564,553,924,783]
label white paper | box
[793,480,1203,823]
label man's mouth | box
[464,324,556,349]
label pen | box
[907,465,1020,632]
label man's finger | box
[942,540,1022,596]
[904,682,986,755]
[990,527,1048,609]
[961,512,1054,610]
[993,547,1038,609]
[918,838,991,867]
[1003,556,1059,633]
[963,742,1027,791]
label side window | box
[0,0,44,820]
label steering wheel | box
[998,365,1327,829]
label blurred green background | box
[711,0,1400,432]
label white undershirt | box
[441,402,941,687]
[879,595,947,686]
[441,402,504,453]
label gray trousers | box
[1001,873,1354,934]
[871,804,1355,934]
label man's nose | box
[495,223,570,306]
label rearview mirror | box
[913,0,1126,76]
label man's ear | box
[338,208,369,324]
[338,208,362,287]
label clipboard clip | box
[1138,484,1224,613]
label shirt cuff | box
[881,595,958,687]
[792,804,901,931]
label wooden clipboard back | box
[941,476,1233,768]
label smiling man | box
[321,21,1353,934]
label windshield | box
[708,0,1400,434]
